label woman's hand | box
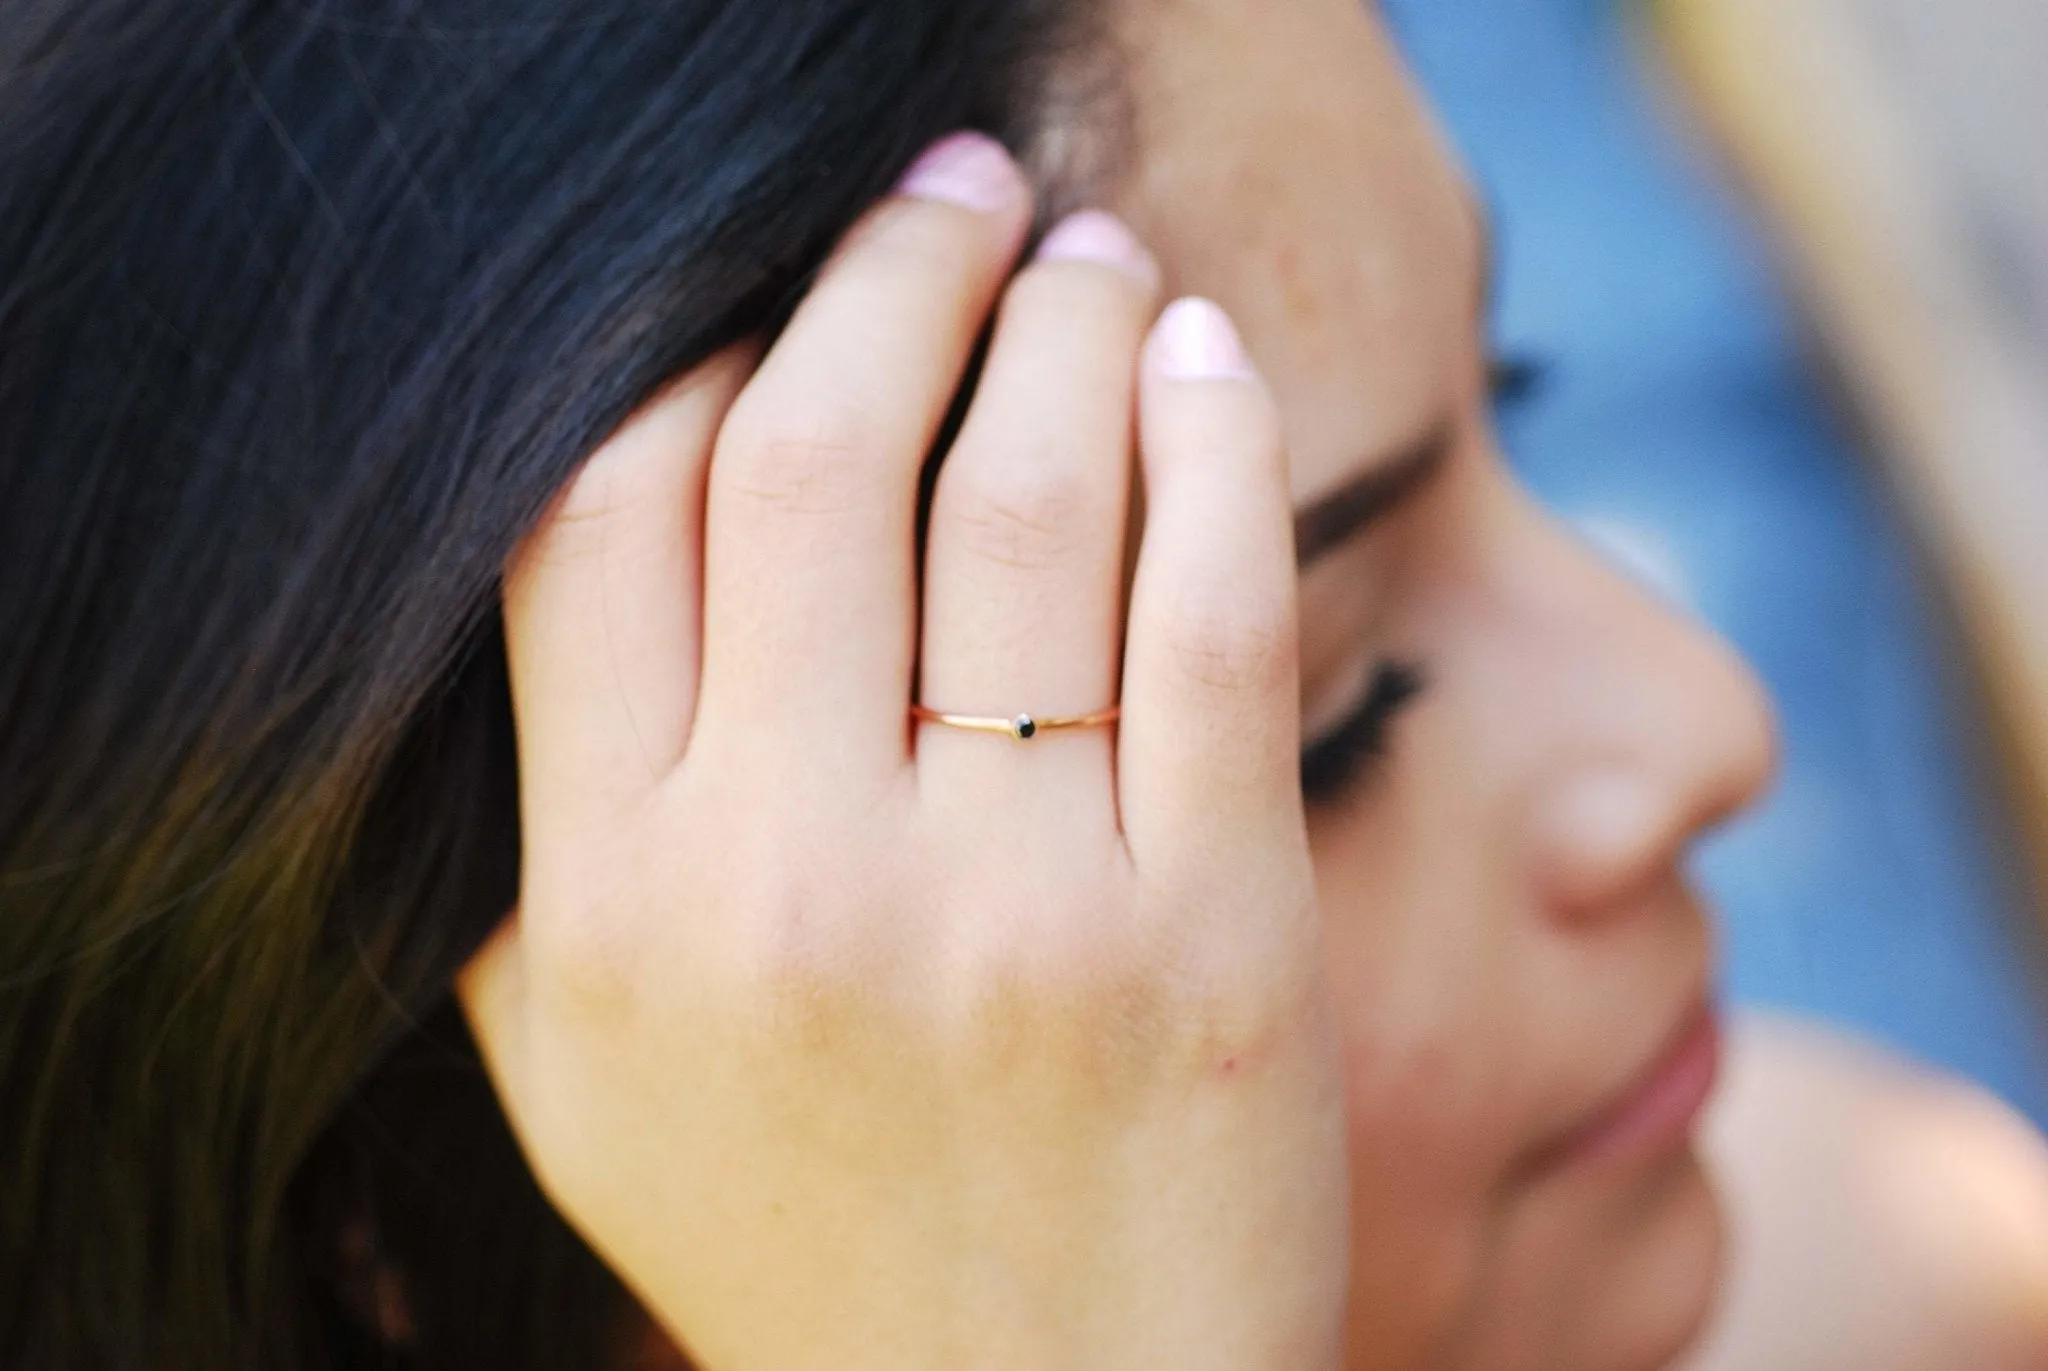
[458,132,1349,1371]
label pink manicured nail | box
[895,132,1021,213]
[1152,298,1257,381]
[1033,210,1159,286]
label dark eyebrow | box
[1293,422,1453,568]
[1290,190,1492,569]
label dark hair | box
[0,3,1117,1366]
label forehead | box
[1100,0,1482,502]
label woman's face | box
[1098,1,1778,1367]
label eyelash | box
[1298,660,1427,807]
[1292,348,1541,807]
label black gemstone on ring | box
[1013,714,1038,740]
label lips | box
[1525,997,1723,1178]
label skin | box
[461,0,1787,1369]
[1686,1016,2048,1371]
[1114,7,2048,1368]
[467,144,1354,1371]
[1105,1,1773,1366]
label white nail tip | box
[1153,297,1256,381]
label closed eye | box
[1294,348,1532,807]
[1299,660,1426,806]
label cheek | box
[1309,715,1535,1176]
[1309,774,1531,1345]
[1306,652,1577,1359]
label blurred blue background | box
[1384,0,2048,1122]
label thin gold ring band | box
[911,704,1121,741]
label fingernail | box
[1033,210,1160,286]
[1152,297,1257,381]
[895,132,1021,213]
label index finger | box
[1118,300,1304,854]
[505,347,755,825]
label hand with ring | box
[457,131,1349,1371]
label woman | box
[1,0,2041,1368]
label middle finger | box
[915,211,1161,813]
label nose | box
[1494,492,1780,923]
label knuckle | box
[725,859,895,1048]
[1133,910,1318,1077]
[1159,585,1295,694]
[1163,979,1292,1077]
[717,400,875,518]
[917,855,1111,1035]
[942,455,1095,572]
[945,956,1068,1081]
[1071,926,1301,1082]
[550,458,631,530]
[947,913,1124,1075]
[520,459,639,574]
[935,879,1303,1086]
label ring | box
[911,703,1121,740]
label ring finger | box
[916,211,1161,813]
